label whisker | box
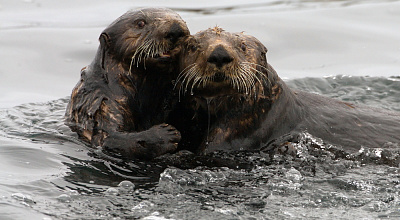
[174,63,196,89]
[242,62,271,85]
[241,67,253,94]
[174,61,272,99]
[235,62,266,97]
[241,65,256,88]
[138,39,153,68]
[190,72,203,95]
[183,66,199,94]
[237,71,247,94]
[129,40,149,74]
[235,64,250,94]
[129,56,135,75]
[177,64,201,95]
[247,65,271,87]
[128,37,173,74]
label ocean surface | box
[1,0,400,219]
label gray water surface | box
[1,0,400,107]
[1,76,400,219]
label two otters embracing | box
[65,8,400,161]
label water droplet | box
[285,167,303,183]
[56,194,71,203]
[118,180,135,193]
[132,201,154,212]
[104,187,119,196]
[205,98,212,144]
[68,189,79,196]
[12,193,35,204]
[118,180,135,188]
[12,193,25,200]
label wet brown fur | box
[65,8,189,160]
[167,28,400,155]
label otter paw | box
[142,123,181,156]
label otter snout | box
[165,22,188,44]
[207,46,233,68]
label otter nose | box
[165,22,186,44]
[207,46,233,68]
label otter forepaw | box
[146,123,181,154]
[101,124,181,160]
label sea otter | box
[167,27,400,155]
[65,8,189,160]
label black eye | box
[241,42,246,52]
[190,45,198,52]
[137,20,146,28]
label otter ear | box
[257,43,269,69]
[243,34,268,54]
[256,41,268,61]
[261,45,268,63]
[254,40,267,55]
[262,45,268,54]
[99,33,111,69]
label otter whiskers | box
[175,62,270,98]
[129,39,169,74]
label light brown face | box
[176,27,269,98]
[101,8,190,70]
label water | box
[1,76,400,219]
[1,0,400,219]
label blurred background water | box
[0,0,400,219]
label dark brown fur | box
[65,8,189,160]
[167,27,400,154]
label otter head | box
[99,8,190,73]
[176,27,273,101]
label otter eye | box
[241,42,246,52]
[137,20,146,28]
[190,45,198,52]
